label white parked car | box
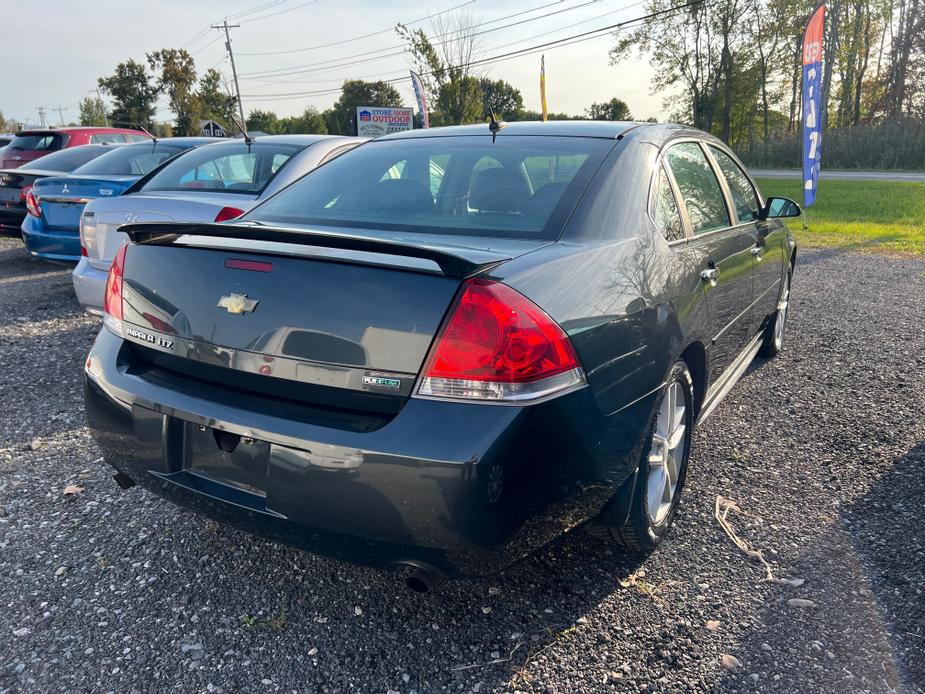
[73,134,364,314]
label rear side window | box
[18,145,110,172]
[73,143,186,176]
[651,165,685,242]
[9,133,64,152]
[246,136,612,240]
[91,133,126,144]
[141,143,300,195]
[665,142,730,235]
[709,146,760,223]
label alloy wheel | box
[646,380,687,525]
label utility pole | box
[37,106,47,127]
[212,19,246,129]
[55,105,67,126]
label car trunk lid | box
[83,192,259,269]
[37,176,136,231]
[117,222,546,410]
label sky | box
[2,0,673,128]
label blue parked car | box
[22,137,217,262]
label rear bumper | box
[84,328,656,576]
[21,216,80,262]
[73,257,107,313]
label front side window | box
[651,165,685,242]
[141,142,300,195]
[72,143,186,176]
[709,146,760,223]
[665,142,730,235]
[246,136,612,240]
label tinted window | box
[665,142,730,235]
[9,133,64,152]
[247,136,611,240]
[18,145,110,172]
[91,133,125,144]
[651,165,685,242]
[709,146,760,223]
[72,143,187,176]
[142,142,301,195]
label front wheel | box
[596,361,695,553]
[759,267,792,358]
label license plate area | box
[183,422,270,497]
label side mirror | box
[760,196,801,220]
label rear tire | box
[759,267,792,359]
[592,361,695,553]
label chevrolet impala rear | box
[84,122,796,581]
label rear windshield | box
[246,136,613,239]
[72,142,187,176]
[140,142,301,195]
[19,145,111,172]
[9,133,64,152]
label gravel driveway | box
[1,236,922,694]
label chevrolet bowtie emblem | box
[217,293,259,315]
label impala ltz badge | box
[218,293,259,315]
[125,326,174,350]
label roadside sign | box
[199,120,227,138]
[355,106,413,137]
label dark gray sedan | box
[83,121,800,587]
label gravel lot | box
[1,235,923,694]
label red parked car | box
[0,127,151,169]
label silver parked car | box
[73,134,364,314]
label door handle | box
[700,268,718,284]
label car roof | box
[137,137,219,146]
[377,120,647,141]
[15,126,144,135]
[373,121,724,146]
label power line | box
[237,0,476,56]
[239,0,604,79]
[240,0,705,101]
[241,0,648,88]
[239,0,319,23]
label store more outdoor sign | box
[355,106,413,137]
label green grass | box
[754,178,925,256]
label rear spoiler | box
[121,221,510,278]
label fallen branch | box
[714,495,775,581]
[452,641,523,671]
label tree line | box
[613,0,925,168]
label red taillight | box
[81,245,88,257]
[214,206,244,222]
[417,279,584,402]
[103,244,128,336]
[20,185,32,202]
[25,190,41,218]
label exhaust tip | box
[113,472,136,490]
[394,562,443,593]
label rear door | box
[707,145,785,334]
[664,140,756,382]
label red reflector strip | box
[224,258,272,273]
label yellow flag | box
[540,55,548,122]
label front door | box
[707,145,786,336]
[664,142,756,382]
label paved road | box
[1,237,923,693]
[751,169,925,182]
